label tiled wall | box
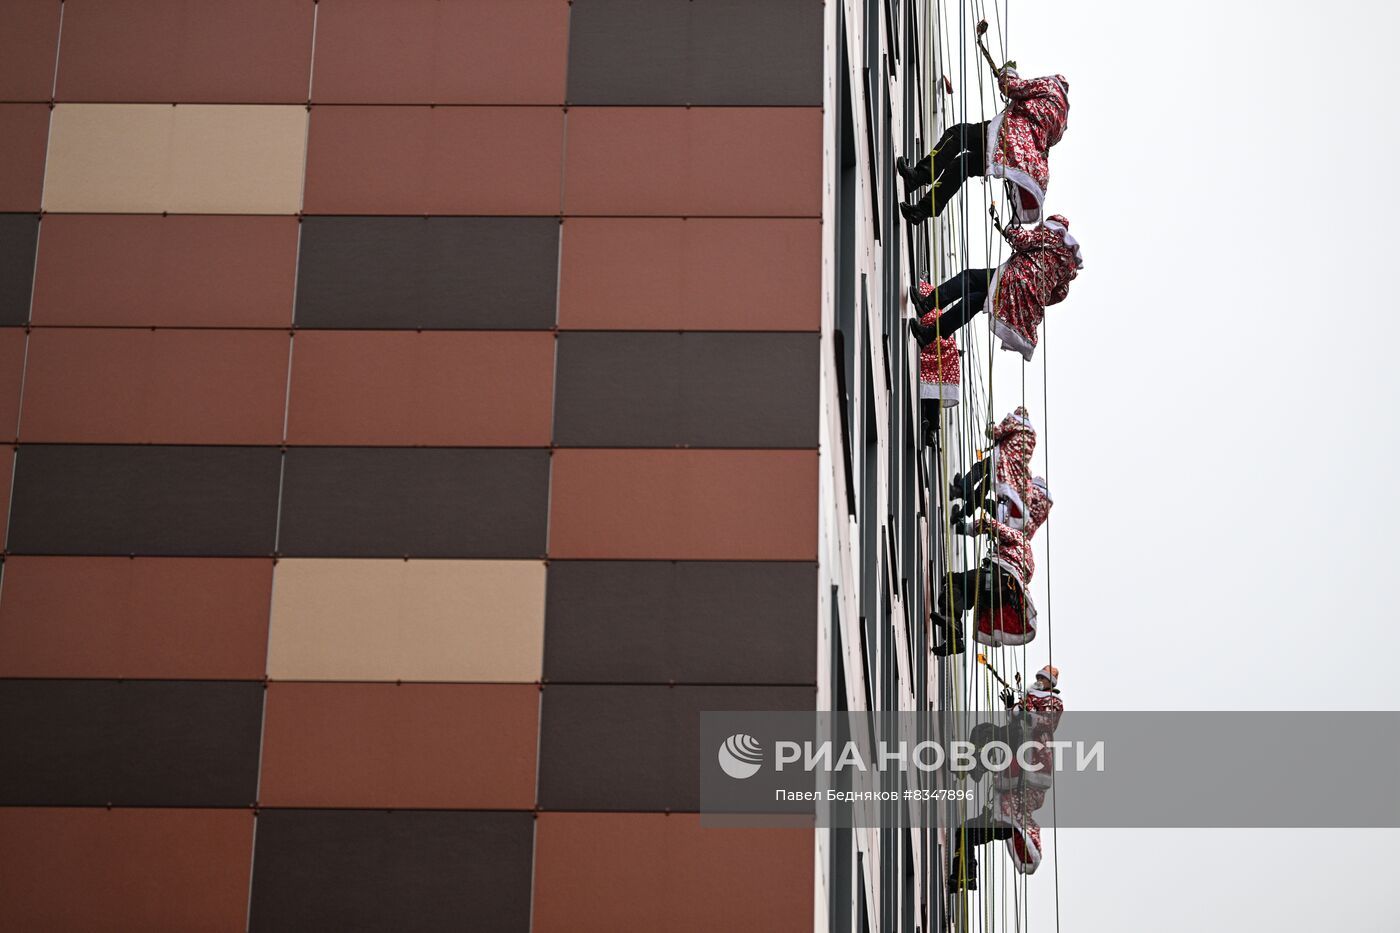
[0,1,824,931]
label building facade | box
[0,1,967,931]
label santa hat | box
[1008,405,1032,427]
[1030,476,1052,501]
[1036,665,1058,688]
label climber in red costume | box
[949,666,1064,891]
[897,66,1069,225]
[909,216,1082,362]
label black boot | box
[948,472,971,502]
[910,283,938,317]
[896,154,933,193]
[949,853,978,892]
[899,192,932,226]
[909,316,938,347]
[930,611,967,657]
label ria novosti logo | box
[717,733,764,779]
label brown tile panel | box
[303,106,564,215]
[549,449,817,559]
[55,0,314,103]
[31,215,298,328]
[557,218,820,330]
[537,684,814,810]
[0,679,264,806]
[259,683,538,809]
[7,445,283,556]
[563,107,821,216]
[277,448,550,558]
[312,0,569,104]
[0,556,273,679]
[0,104,49,211]
[553,332,818,447]
[533,813,814,933]
[249,809,534,933]
[266,559,547,683]
[567,0,823,106]
[543,560,817,684]
[286,331,554,446]
[20,328,290,444]
[294,216,559,330]
[0,214,39,326]
[0,0,60,101]
[0,327,25,441]
[0,808,254,933]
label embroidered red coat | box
[990,406,1036,512]
[994,786,1043,874]
[972,516,1037,647]
[1023,478,1053,539]
[989,69,1070,224]
[988,217,1082,361]
[991,688,1064,872]
[915,282,960,407]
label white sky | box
[953,1,1400,927]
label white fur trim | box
[1035,667,1057,687]
[992,317,1037,362]
[919,381,960,407]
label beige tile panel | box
[42,104,307,214]
[267,559,545,682]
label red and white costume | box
[987,69,1070,225]
[987,406,1036,518]
[985,217,1083,361]
[973,515,1037,647]
[1023,476,1053,539]
[915,282,960,407]
[992,675,1064,873]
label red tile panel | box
[55,0,314,102]
[259,682,539,809]
[312,0,569,104]
[0,807,253,933]
[0,328,25,441]
[0,104,49,211]
[533,813,814,933]
[549,449,818,560]
[286,331,555,446]
[303,106,564,215]
[0,556,272,679]
[0,0,61,101]
[563,107,822,216]
[558,218,821,330]
[30,215,299,328]
[20,328,289,444]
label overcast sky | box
[947,1,1399,927]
